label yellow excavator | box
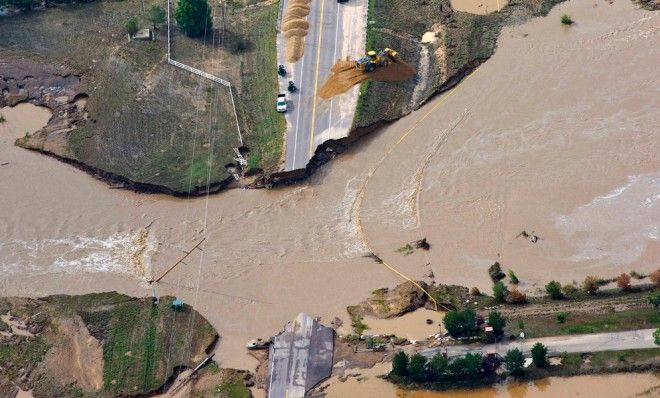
[356,48,399,73]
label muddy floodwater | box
[1,0,658,378]
[358,309,445,341]
[320,364,660,397]
[450,0,508,14]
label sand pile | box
[283,0,311,63]
[319,57,416,99]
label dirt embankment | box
[319,58,416,99]
[282,0,311,62]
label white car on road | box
[276,93,287,112]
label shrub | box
[654,329,660,346]
[147,5,166,29]
[488,311,506,338]
[508,289,527,304]
[556,311,569,324]
[493,281,508,303]
[443,308,477,338]
[488,262,506,282]
[470,287,481,296]
[504,348,525,375]
[545,280,563,299]
[508,270,519,285]
[392,351,408,377]
[649,291,660,309]
[561,14,573,25]
[616,273,632,291]
[125,17,139,36]
[650,270,660,288]
[562,284,578,297]
[531,342,548,367]
[428,353,449,381]
[518,320,525,331]
[227,34,251,54]
[630,270,645,280]
[583,276,600,295]
[175,0,213,38]
[408,353,427,382]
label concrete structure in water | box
[267,313,334,398]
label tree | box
[488,311,506,338]
[545,280,563,299]
[616,273,632,291]
[125,17,139,36]
[408,353,427,382]
[428,353,449,381]
[493,281,508,303]
[175,0,212,38]
[654,329,660,346]
[443,308,477,338]
[508,270,519,285]
[649,291,660,309]
[531,342,548,367]
[504,348,525,375]
[488,262,505,281]
[562,283,578,297]
[583,275,600,295]
[148,5,167,29]
[392,351,409,377]
[561,14,573,25]
[508,289,527,304]
[650,270,660,288]
[449,353,482,381]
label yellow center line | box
[308,0,327,158]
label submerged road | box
[277,0,367,171]
[421,329,658,359]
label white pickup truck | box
[276,93,287,113]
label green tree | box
[428,353,448,381]
[408,353,427,382]
[531,342,548,367]
[561,14,573,25]
[125,17,139,36]
[148,5,167,29]
[175,0,212,38]
[508,270,519,284]
[545,280,563,299]
[493,281,508,303]
[504,348,525,375]
[488,311,506,338]
[392,351,408,377]
[654,329,660,346]
[649,291,660,309]
[449,353,482,381]
[443,308,477,338]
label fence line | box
[166,0,243,145]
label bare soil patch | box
[319,59,416,99]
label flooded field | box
[1,0,658,376]
[360,309,445,341]
[450,0,508,14]
[320,364,660,397]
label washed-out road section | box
[277,0,367,171]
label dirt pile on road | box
[319,58,416,99]
[283,0,311,62]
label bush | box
[443,308,477,338]
[650,270,660,288]
[654,329,660,346]
[408,353,427,382]
[125,17,139,36]
[148,5,167,29]
[227,33,251,54]
[428,353,449,381]
[508,289,527,304]
[531,342,548,367]
[561,14,573,25]
[488,262,506,282]
[175,0,213,38]
[493,281,508,303]
[583,276,600,295]
[649,291,660,309]
[518,320,525,331]
[508,270,519,285]
[556,311,569,324]
[392,351,408,377]
[545,280,563,299]
[504,348,525,375]
[616,273,632,291]
[0,113,5,123]
[562,284,578,297]
[488,311,506,338]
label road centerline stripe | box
[308,0,327,158]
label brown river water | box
[1,2,658,397]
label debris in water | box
[414,238,430,250]
[364,252,383,264]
